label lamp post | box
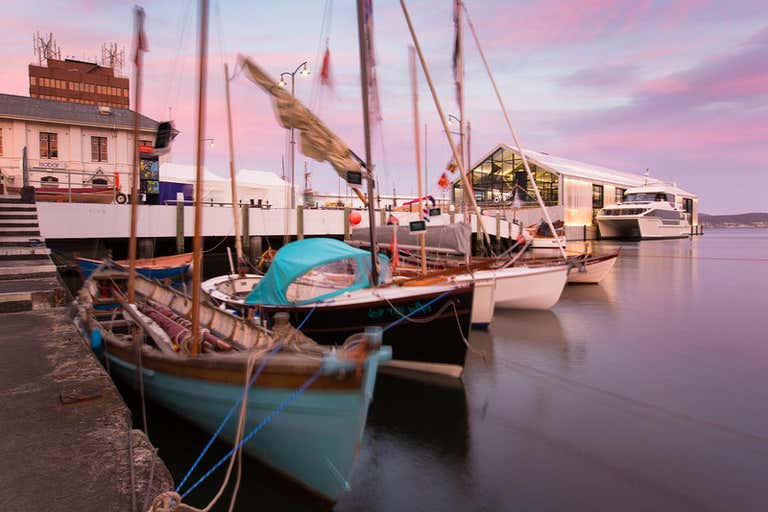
[278,61,310,209]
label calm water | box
[123,229,768,511]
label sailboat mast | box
[462,3,567,260]
[399,0,491,248]
[190,0,209,356]
[356,0,379,286]
[224,62,244,269]
[127,7,145,305]
[409,47,427,275]
[456,0,466,185]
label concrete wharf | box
[0,194,173,511]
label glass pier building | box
[453,144,699,239]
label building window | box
[91,136,108,162]
[39,132,58,159]
[615,187,626,203]
[592,184,604,208]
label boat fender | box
[90,329,103,352]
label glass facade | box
[453,146,559,207]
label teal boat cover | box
[245,238,389,306]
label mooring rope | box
[175,304,318,495]
[180,367,323,500]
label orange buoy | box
[350,211,362,225]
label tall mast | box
[127,7,145,305]
[356,0,379,286]
[224,62,243,271]
[409,47,427,275]
[462,3,567,260]
[190,0,209,356]
[399,0,491,248]
[456,0,466,183]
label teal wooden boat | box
[75,269,390,505]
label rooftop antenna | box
[101,42,125,73]
[33,32,61,65]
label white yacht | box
[596,184,692,239]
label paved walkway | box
[0,308,173,511]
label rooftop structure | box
[29,58,129,109]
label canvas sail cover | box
[245,238,389,306]
[239,56,369,184]
[351,222,472,256]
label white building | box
[160,163,295,209]
[0,93,161,193]
[454,144,699,239]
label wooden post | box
[297,205,304,240]
[241,204,250,252]
[344,206,351,240]
[409,46,427,275]
[379,208,386,226]
[176,201,184,254]
[450,211,456,224]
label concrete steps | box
[0,277,65,312]
[0,199,64,312]
[0,259,58,280]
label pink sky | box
[2,0,766,214]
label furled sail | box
[238,55,368,183]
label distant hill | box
[699,212,768,228]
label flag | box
[133,7,148,66]
[452,0,463,111]
[320,42,333,88]
[363,0,382,123]
[438,172,450,189]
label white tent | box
[160,163,293,207]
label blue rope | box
[181,367,323,500]
[175,304,318,494]
[382,290,452,332]
[175,342,282,493]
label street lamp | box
[278,61,310,209]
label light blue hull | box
[107,351,389,503]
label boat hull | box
[259,285,473,378]
[567,253,619,284]
[105,349,384,504]
[469,276,495,329]
[597,216,689,239]
[77,257,190,281]
[477,265,568,310]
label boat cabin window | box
[624,192,669,203]
[285,258,361,303]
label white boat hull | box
[597,216,689,239]
[468,276,495,329]
[531,236,566,249]
[567,254,619,284]
[457,265,568,310]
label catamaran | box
[596,183,692,239]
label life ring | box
[115,192,128,204]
